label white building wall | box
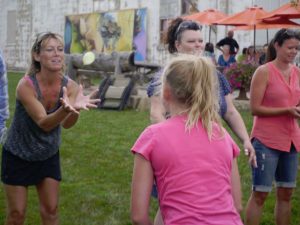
[0,0,289,70]
[0,0,162,70]
[0,0,18,67]
[1,0,96,69]
[0,0,17,48]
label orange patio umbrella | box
[184,8,227,25]
[184,9,227,42]
[233,16,300,43]
[234,16,300,30]
[261,1,300,20]
[215,6,268,26]
[215,6,269,49]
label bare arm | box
[149,96,166,124]
[17,78,74,132]
[17,78,100,131]
[61,83,100,128]
[60,79,80,129]
[235,48,239,55]
[235,42,239,54]
[223,94,257,167]
[250,65,300,117]
[131,154,154,225]
[216,45,223,53]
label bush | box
[224,61,258,91]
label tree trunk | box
[236,87,248,100]
[65,52,135,80]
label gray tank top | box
[4,74,68,161]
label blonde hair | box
[162,54,222,139]
[27,32,64,75]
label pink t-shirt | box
[132,115,242,225]
[251,62,300,152]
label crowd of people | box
[204,30,270,71]
[236,44,268,65]
[0,18,299,225]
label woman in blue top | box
[217,44,236,68]
[147,17,257,225]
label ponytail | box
[165,18,184,53]
[266,39,276,62]
[163,55,223,139]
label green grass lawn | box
[0,72,299,225]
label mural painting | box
[64,8,147,61]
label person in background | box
[131,55,243,225]
[1,32,99,225]
[216,30,239,57]
[204,42,217,65]
[217,44,236,69]
[237,47,248,63]
[246,46,256,63]
[258,43,268,65]
[0,50,9,144]
[147,17,256,225]
[245,29,300,225]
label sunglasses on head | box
[175,20,202,39]
[275,29,300,42]
[33,32,63,52]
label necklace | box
[273,62,291,81]
[279,67,291,78]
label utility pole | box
[225,0,229,33]
[225,0,229,14]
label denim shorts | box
[251,138,298,192]
[151,184,158,198]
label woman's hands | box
[243,140,257,168]
[73,85,100,110]
[60,85,100,114]
[288,105,300,118]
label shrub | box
[224,61,258,91]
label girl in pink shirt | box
[131,55,243,225]
[246,29,300,225]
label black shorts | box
[1,147,61,186]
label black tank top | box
[4,74,68,161]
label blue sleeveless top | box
[147,70,231,118]
[4,74,68,161]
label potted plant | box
[223,61,258,100]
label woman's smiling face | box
[275,38,300,63]
[35,38,64,72]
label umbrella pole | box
[254,25,256,50]
[209,26,211,42]
[267,29,269,44]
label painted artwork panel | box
[133,8,147,61]
[99,10,134,52]
[64,13,101,53]
[64,9,147,61]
